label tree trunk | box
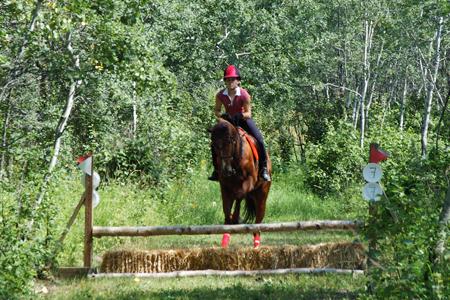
[360,19,374,148]
[365,42,384,132]
[352,94,360,129]
[421,17,443,158]
[0,99,11,180]
[28,32,82,232]
[399,78,408,132]
[132,81,137,139]
[435,50,450,151]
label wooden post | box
[83,155,93,268]
[366,143,388,292]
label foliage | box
[0,176,60,299]
[0,208,36,299]
[304,121,365,194]
[0,0,449,298]
[364,147,450,299]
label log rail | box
[93,220,360,237]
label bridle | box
[213,125,244,176]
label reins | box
[213,123,243,166]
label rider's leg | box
[242,119,271,181]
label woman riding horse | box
[209,65,272,248]
[209,65,271,182]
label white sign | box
[81,172,101,188]
[363,163,383,183]
[93,191,100,208]
[77,156,92,175]
[362,182,383,201]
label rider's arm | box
[242,95,252,119]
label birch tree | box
[28,31,82,232]
[421,17,443,158]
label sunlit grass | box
[37,273,367,300]
[53,167,366,267]
[44,166,368,299]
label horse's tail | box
[243,195,256,223]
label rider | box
[208,65,271,182]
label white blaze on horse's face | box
[215,137,236,177]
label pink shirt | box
[216,87,250,116]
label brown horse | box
[209,118,272,248]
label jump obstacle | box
[61,155,365,278]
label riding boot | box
[208,170,219,181]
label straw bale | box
[100,242,365,273]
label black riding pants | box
[237,118,268,167]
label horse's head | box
[209,118,240,178]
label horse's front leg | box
[221,190,234,248]
[252,185,270,249]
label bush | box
[304,120,365,194]
[365,148,450,299]
[0,174,61,299]
[0,218,37,299]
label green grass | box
[36,274,367,300]
[54,167,366,265]
[42,166,368,299]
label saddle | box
[238,127,259,162]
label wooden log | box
[59,193,85,244]
[56,267,93,279]
[89,268,365,279]
[93,220,360,237]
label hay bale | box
[100,242,365,273]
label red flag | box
[76,153,92,175]
[369,143,389,164]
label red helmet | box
[223,65,241,80]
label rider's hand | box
[232,112,244,125]
[220,113,230,120]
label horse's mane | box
[210,119,237,140]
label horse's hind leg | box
[231,199,242,224]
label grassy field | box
[35,274,367,299]
[37,166,368,299]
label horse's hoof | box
[221,233,231,248]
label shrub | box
[305,120,365,194]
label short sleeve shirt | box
[216,87,250,117]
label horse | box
[209,118,272,248]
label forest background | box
[0,0,449,299]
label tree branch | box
[323,83,362,97]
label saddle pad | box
[238,128,259,162]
